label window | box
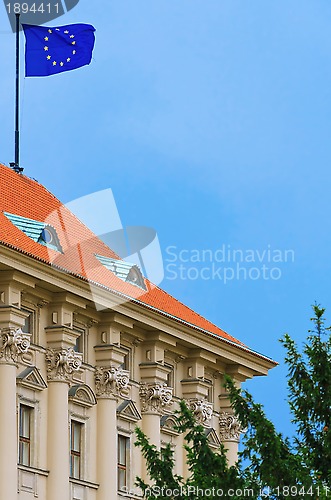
[22,308,35,338]
[119,348,131,374]
[3,213,62,252]
[73,326,85,357]
[39,227,53,244]
[70,421,83,479]
[37,225,63,252]
[205,378,213,403]
[118,435,129,490]
[165,364,174,389]
[95,254,147,291]
[19,405,32,466]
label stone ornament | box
[219,412,243,442]
[139,383,173,414]
[95,366,130,399]
[0,328,31,364]
[46,347,82,382]
[189,399,213,424]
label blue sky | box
[1,0,331,439]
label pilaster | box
[45,324,83,500]
[218,370,245,465]
[0,306,31,500]
[94,343,130,500]
[139,351,173,463]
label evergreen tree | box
[135,305,331,499]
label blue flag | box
[22,23,95,77]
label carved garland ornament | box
[189,399,213,424]
[219,412,243,442]
[45,347,82,382]
[95,366,130,399]
[0,328,31,364]
[139,383,173,414]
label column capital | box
[139,382,173,415]
[45,347,82,383]
[188,399,213,425]
[95,366,130,400]
[0,328,31,365]
[219,412,244,442]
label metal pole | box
[15,13,20,169]
[10,14,23,172]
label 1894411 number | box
[6,3,60,14]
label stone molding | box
[45,347,82,382]
[94,366,130,399]
[139,383,173,414]
[188,399,213,424]
[0,328,31,364]
[219,412,243,442]
[68,384,97,407]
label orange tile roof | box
[0,163,245,347]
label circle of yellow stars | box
[43,28,77,68]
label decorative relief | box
[219,412,243,442]
[68,384,97,407]
[0,328,31,364]
[139,383,173,414]
[17,366,47,391]
[95,366,130,399]
[189,399,213,424]
[45,347,82,382]
[117,399,142,422]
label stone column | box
[219,412,243,465]
[45,346,82,500]
[95,345,130,500]
[139,383,173,451]
[180,376,212,479]
[219,371,246,466]
[0,323,30,500]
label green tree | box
[135,305,331,499]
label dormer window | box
[95,254,147,291]
[3,212,62,253]
[40,227,52,244]
[37,225,62,252]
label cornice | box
[0,244,277,377]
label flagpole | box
[11,13,23,173]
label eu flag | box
[22,23,96,77]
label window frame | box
[21,306,35,343]
[70,419,83,480]
[164,363,174,390]
[73,325,86,361]
[204,377,213,403]
[117,434,130,491]
[18,404,33,466]
[118,346,131,376]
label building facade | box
[0,164,276,500]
